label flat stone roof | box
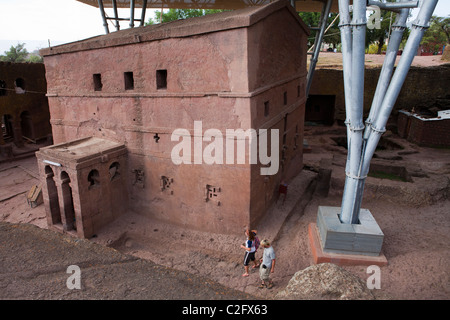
[38,137,126,163]
[399,109,450,121]
[40,1,308,56]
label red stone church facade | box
[38,1,309,237]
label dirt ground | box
[1,123,448,300]
[312,52,449,68]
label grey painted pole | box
[361,0,439,177]
[140,0,148,26]
[97,0,109,34]
[306,0,333,97]
[339,0,366,225]
[338,0,353,173]
[112,0,120,31]
[338,0,437,224]
[364,5,409,136]
[368,0,419,11]
[130,0,136,28]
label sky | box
[0,0,449,54]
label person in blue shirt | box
[240,229,259,277]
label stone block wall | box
[398,111,450,147]
[0,62,51,146]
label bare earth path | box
[1,123,448,299]
[312,52,449,69]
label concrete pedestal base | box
[317,206,384,256]
[308,206,388,266]
[308,223,388,266]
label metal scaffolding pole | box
[361,0,439,177]
[112,0,120,31]
[364,2,409,138]
[338,0,437,225]
[338,0,352,172]
[339,0,366,224]
[130,0,136,28]
[306,0,333,97]
[140,0,148,26]
[97,0,110,34]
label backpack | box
[254,236,260,251]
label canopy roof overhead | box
[76,0,339,12]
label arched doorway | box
[44,166,61,225]
[60,171,76,231]
[88,169,100,189]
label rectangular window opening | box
[264,101,269,117]
[156,69,167,90]
[93,74,102,91]
[284,91,287,105]
[124,72,134,90]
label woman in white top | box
[240,229,259,277]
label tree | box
[146,9,225,25]
[366,6,412,54]
[0,43,29,62]
[421,15,450,54]
[366,10,394,54]
[298,12,341,50]
[27,54,43,63]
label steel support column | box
[97,0,109,34]
[339,0,366,224]
[338,0,437,225]
[306,0,333,97]
[130,0,136,28]
[112,0,120,31]
[361,0,438,176]
[140,0,148,26]
[338,0,352,169]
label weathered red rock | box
[39,1,309,236]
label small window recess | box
[93,74,103,91]
[264,101,269,117]
[15,78,25,94]
[156,69,167,90]
[109,162,120,181]
[124,72,134,90]
[283,91,287,105]
[88,169,100,189]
